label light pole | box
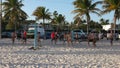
[0,0,2,39]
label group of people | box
[11,29,42,47]
[51,30,114,47]
[11,30,27,44]
[88,29,114,47]
[11,29,114,47]
[51,31,73,46]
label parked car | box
[2,32,12,38]
[16,30,22,39]
[27,30,34,38]
[45,32,51,39]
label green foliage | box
[99,18,109,25]
[51,11,66,31]
[6,23,14,30]
[102,0,120,29]
[72,0,101,34]
[2,0,28,31]
[33,6,51,22]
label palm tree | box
[52,13,65,31]
[33,6,51,28]
[2,0,27,31]
[74,16,82,28]
[72,0,101,34]
[51,11,59,25]
[0,0,2,39]
[101,0,120,33]
[53,11,58,18]
[100,18,109,25]
[57,14,65,31]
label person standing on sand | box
[88,31,97,47]
[21,30,24,41]
[22,30,27,44]
[109,30,113,46]
[63,32,67,44]
[51,31,55,44]
[75,32,79,43]
[11,31,16,44]
[37,32,42,47]
[54,32,58,44]
[66,32,72,46]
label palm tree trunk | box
[87,20,89,34]
[86,14,90,35]
[114,17,116,37]
[0,0,2,39]
[15,22,16,32]
[43,18,46,39]
[14,18,17,32]
[43,18,45,29]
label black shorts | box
[110,38,113,41]
[88,39,96,42]
[23,37,27,41]
[51,37,55,41]
[75,38,79,40]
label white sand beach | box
[0,38,120,68]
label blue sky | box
[22,0,75,22]
[3,0,115,23]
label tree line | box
[1,0,120,33]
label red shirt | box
[51,32,55,39]
[23,31,27,38]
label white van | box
[27,25,45,38]
[71,29,87,41]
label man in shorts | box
[88,32,97,47]
[109,30,113,46]
[23,30,27,44]
[51,31,55,44]
[11,31,16,44]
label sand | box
[0,38,120,68]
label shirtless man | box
[11,31,16,44]
[88,32,97,47]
